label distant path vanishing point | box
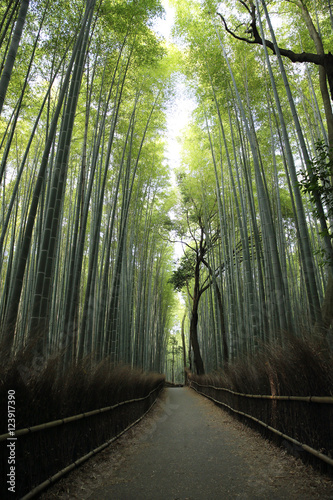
[79,387,332,500]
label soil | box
[41,387,333,500]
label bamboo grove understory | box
[1,0,333,378]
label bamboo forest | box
[1,0,333,376]
[1,0,333,496]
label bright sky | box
[152,1,197,263]
[153,1,196,180]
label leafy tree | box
[0,0,30,114]
[166,335,183,384]
[169,168,229,374]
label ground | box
[41,387,333,500]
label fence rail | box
[0,382,164,442]
[190,381,333,404]
[190,380,333,469]
[20,388,161,500]
[0,381,164,499]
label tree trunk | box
[190,262,205,375]
[321,272,333,331]
[30,0,96,351]
[1,10,88,354]
[190,300,205,375]
[261,0,333,328]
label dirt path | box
[42,387,333,500]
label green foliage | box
[299,141,333,236]
[1,0,333,384]
[169,251,196,291]
[0,0,178,373]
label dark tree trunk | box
[190,303,205,375]
[202,257,229,364]
[190,262,205,375]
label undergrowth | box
[0,351,164,431]
[0,351,164,498]
[195,334,333,397]
[190,335,333,473]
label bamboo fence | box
[20,386,162,500]
[0,382,164,499]
[190,380,333,468]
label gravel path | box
[42,387,333,500]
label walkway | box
[42,387,333,500]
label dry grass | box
[192,334,333,397]
[0,350,164,498]
[190,335,333,473]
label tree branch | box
[216,11,324,67]
[198,279,212,299]
[186,281,193,301]
[186,209,199,252]
[157,232,197,253]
